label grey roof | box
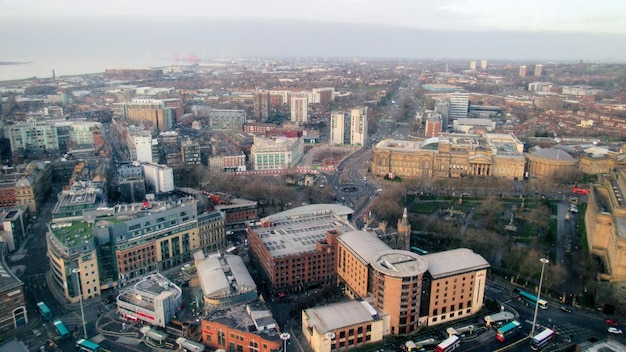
[251,210,356,257]
[338,230,392,265]
[423,248,490,279]
[304,300,375,333]
[371,250,429,278]
[224,255,256,291]
[198,255,230,297]
[0,243,23,295]
[531,147,574,161]
[264,204,353,221]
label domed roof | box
[531,148,574,161]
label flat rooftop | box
[49,221,94,246]
[304,300,376,333]
[206,302,281,342]
[423,248,490,279]
[251,209,356,257]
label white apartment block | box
[330,112,348,146]
[250,136,304,171]
[142,162,174,193]
[350,107,368,147]
[330,108,368,147]
[290,94,309,124]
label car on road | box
[608,327,623,335]
[606,319,619,326]
[560,306,573,313]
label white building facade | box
[142,162,174,193]
[250,136,304,171]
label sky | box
[1,0,626,80]
[2,0,626,34]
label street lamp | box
[72,268,87,339]
[280,332,291,352]
[530,258,549,337]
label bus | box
[517,290,549,309]
[36,302,52,321]
[530,328,555,351]
[76,339,102,352]
[572,187,590,195]
[52,319,69,340]
[435,335,460,352]
[496,320,522,342]
[410,247,429,255]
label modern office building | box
[0,242,27,332]
[448,92,469,120]
[142,162,174,193]
[247,204,355,294]
[201,301,282,352]
[48,198,201,302]
[290,93,308,124]
[421,248,490,326]
[302,300,386,352]
[330,107,368,147]
[117,273,183,328]
[250,136,304,171]
[371,133,526,180]
[337,230,428,334]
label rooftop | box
[304,300,377,333]
[206,301,281,342]
[49,220,94,246]
[338,230,393,265]
[423,248,490,279]
[251,208,356,257]
[0,243,23,293]
[371,250,429,278]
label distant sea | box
[0,57,170,82]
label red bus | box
[572,187,590,195]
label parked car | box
[608,327,623,335]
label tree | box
[528,204,551,234]
[477,196,504,231]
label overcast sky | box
[2,0,625,34]
[1,0,625,80]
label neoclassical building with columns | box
[371,133,526,180]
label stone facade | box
[371,134,526,180]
